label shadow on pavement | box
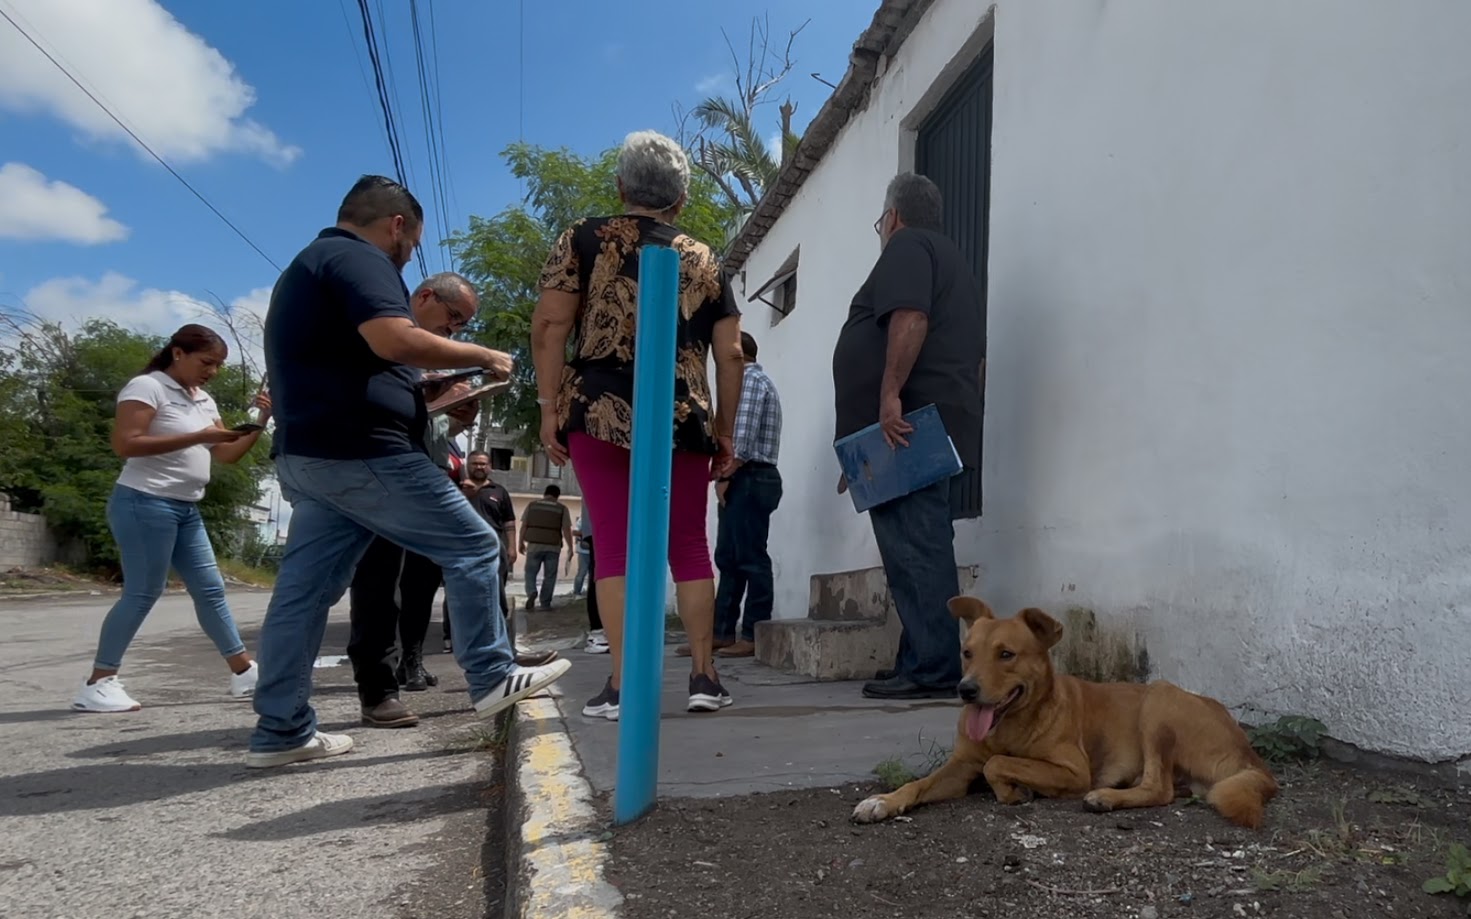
[215,779,486,841]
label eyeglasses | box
[433,291,474,330]
[873,210,890,237]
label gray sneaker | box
[361,698,420,728]
[245,731,354,769]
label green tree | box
[0,317,270,570]
[447,142,737,449]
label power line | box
[355,0,430,278]
[409,0,453,272]
[0,4,282,273]
[426,0,461,231]
[336,0,395,161]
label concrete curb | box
[504,686,622,919]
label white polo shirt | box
[115,371,221,502]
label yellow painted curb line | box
[504,687,622,919]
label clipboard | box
[426,380,511,415]
[833,403,962,513]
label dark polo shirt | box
[831,226,985,465]
[264,227,427,459]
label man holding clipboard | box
[831,173,985,701]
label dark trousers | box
[585,539,601,631]
[346,535,443,707]
[714,463,783,642]
[868,477,962,688]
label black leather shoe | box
[861,676,958,700]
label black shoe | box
[861,676,958,700]
[399,646,428,692]
[420,666,439,688]
[582,677,619,721]
[688,673,733,713]
[875,669,897,681]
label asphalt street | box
[0,587,511,919]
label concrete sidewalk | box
[557,648,959,798]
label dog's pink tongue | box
[965,705,996,742]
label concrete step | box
[756,564,980,681]
[754,617,900,682]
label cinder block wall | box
[0,495,57,569]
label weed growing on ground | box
[873,759,916,790]
[1422,842,1471,903]
[1247,714,1327,763]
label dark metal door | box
[916,44,992,519]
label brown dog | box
[852,597,1278,828]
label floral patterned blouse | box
[538,215,740,455]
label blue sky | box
[0,0,874,347]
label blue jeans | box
[250,453,514,753]
[524,546,560,608]
[868,477,963,687]
[95,484,245,670]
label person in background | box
[518,484,574,610]
[709,331,783,659]
[72,324,270,713]
[345,274,485,729]
[250,174,569,768]
[531,130,744,720]
[572,513,591,598]
[832,173,985,700]
[458,452,558,668]
[573,509,607,654]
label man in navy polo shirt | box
[247,175,570,768]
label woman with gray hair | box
[530,130,745,720]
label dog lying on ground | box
[852,597,1278,828]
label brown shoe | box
[676,638,734,657]
[715,640,755,658]
[515,649,560,667]
[361,698,419,728]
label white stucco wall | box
[734,0,1471,763]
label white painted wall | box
[734,0,1471,763]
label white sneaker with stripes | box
[473,658,572,719]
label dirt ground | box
[607,761,1471,918]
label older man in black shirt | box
[831,172,985,700]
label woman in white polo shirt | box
[72,324,270,713]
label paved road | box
[0,588,507,919]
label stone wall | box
[0,495,57,569]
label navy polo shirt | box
[263,227,427,459]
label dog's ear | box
[1019,607,1064,648]
[947,596,995,624]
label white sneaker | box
[244,731,354,769]
[473,658,573,718]
[584,629,610,654]
[229,661,258,700]
[71,676,141,713]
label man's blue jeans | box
[95,484,245,670]
[867,477,963,688]
[250,452,514,753]
[524,546,560,608]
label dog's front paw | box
[1082,790,1115,813]
[851,795,897,823]
[992,783,1034,806]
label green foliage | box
[1247,715,1328,764]
[0,318,270,570]
[1423,843,1471,899]
[873,758,917,791]
[447,142,737,448]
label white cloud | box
[16,272,272,372]
[0,0,300,167]
[0,162,129,244]
[766,131,784,158]
[695,73,727,94]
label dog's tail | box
[1207,766,1279,829]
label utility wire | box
[0,5,282,272]
[409,0,453,272]
[426,0,461,232]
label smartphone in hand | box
[231,423,264,433]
